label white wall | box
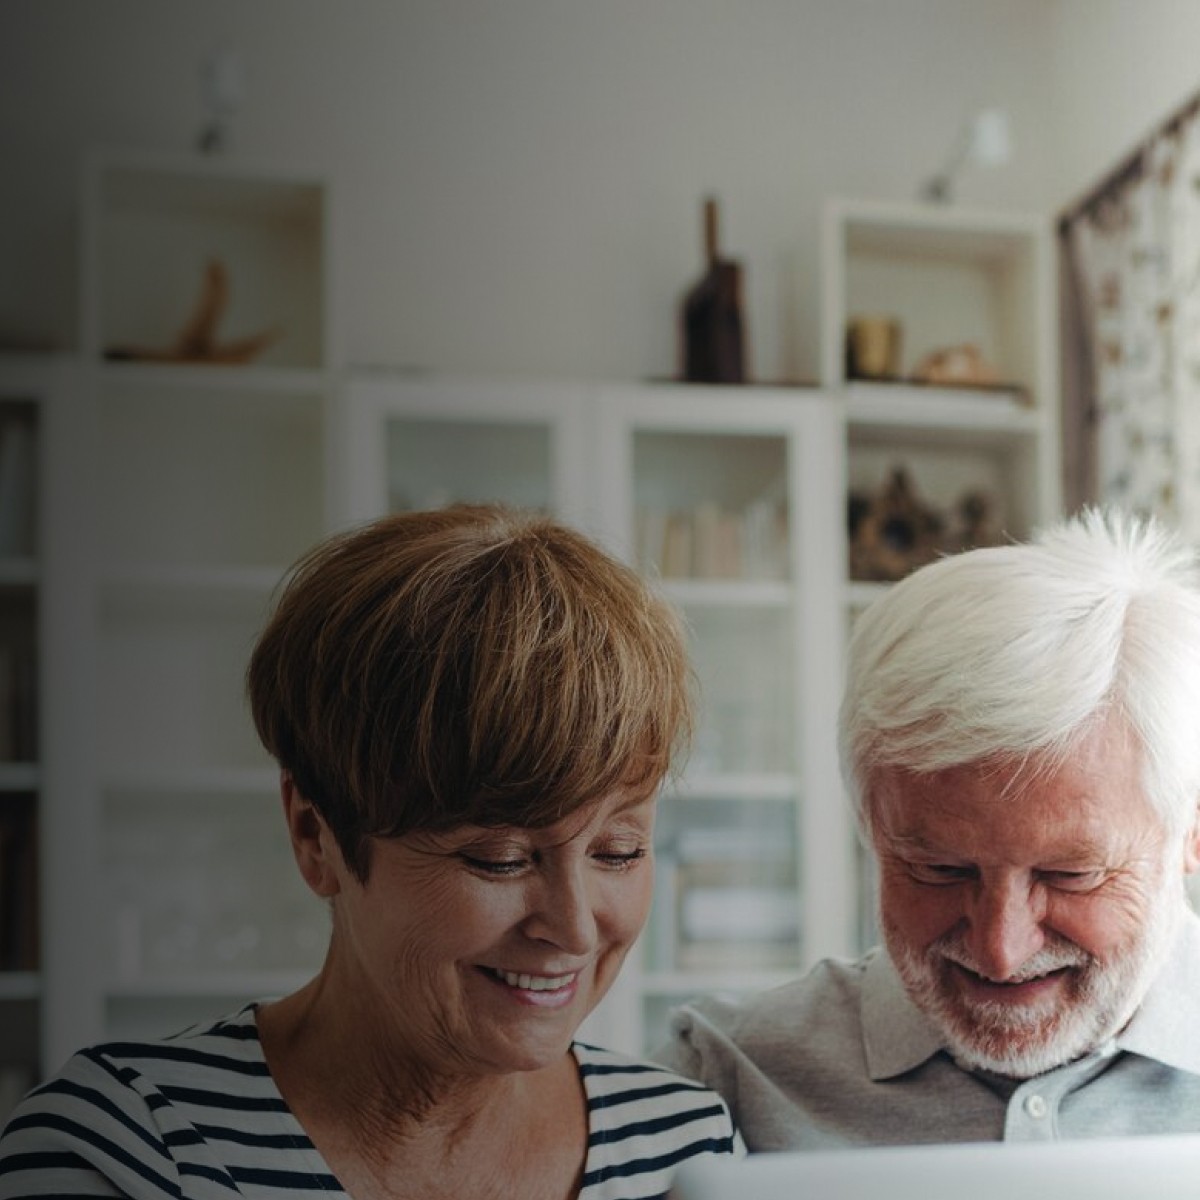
[1,0,1058,384]
[7,2,1200,383]
[1048,0,1200,212]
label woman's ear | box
[281,771,343,898]
[1183,802,1200,875]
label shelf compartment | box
[0,765,39,792]
[0,560,37,588]
[847,422,1042,571]
[685,605,795,776]
[0,971,39,1001]
[386,416,554,514]
[96,383,324,569]
[103,789,326,985]
[646,793,802,979]
[96,605,269,772]
[671,772,796,803]
[0,996,39,1118]
[633,430,789,583]
[0,792,37,973]
[659,578,792,609]
[100,564,286,621]
[640,968,798,996]
[832,201,1045,393]
[84,154,329,369]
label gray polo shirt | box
[656,910,1200,1149]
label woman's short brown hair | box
[248,504,693,879]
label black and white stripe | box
[0,1004,740,1199]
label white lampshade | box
[967,108,1012,168]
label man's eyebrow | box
[881,832,951,856]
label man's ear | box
[1182,802,1200,875]
[281,771,343,898]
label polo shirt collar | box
[1114,907,1200,1076]
[861,947,946,1080]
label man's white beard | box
[887,883,1183,1079]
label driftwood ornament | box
[911,342,999,387]
[105,258,278,364]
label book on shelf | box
[643,856,678,971]
[742,498,788,581]
[675,937,800,972]
[636,500,789,582]
[675,825,794,866]
[0,794,36,971]
[679,884,799,943]
[663,827,800,971]
[0,409,36,559]
[661,511,694,579]
[0,1064,33,1125]
[0,643,37,763]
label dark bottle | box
[681,197,747,383]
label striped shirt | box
[0,1003,741,1198]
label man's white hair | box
[839,507,1200,838]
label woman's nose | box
[521,866,598,956]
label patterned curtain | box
[1061,108,1200,538]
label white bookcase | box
[823,197,1060,560]
[39,150,336,1074]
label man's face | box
[870,716,1197,1078]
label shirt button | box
[1024,1094,1049,1119]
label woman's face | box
[320,786,657,1077]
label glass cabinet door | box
[332,376,591,533]
[593,384,855,1054]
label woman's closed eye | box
[460,851,531,876]
[593,846,647,869]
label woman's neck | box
[256,972,587,1200]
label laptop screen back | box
[668,1134,1200,1200]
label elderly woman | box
[0,504,739,1198]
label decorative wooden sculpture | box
[850,469,1004,581]
[849,466,944,582]
[104,258,278,364]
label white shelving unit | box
[39,150,336,1074]
[822,198,1062,588]
[0,355,59,1117]
[822,198,1062,944]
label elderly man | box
[657,508,1200,1147]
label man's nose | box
[963,874,1045,981]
